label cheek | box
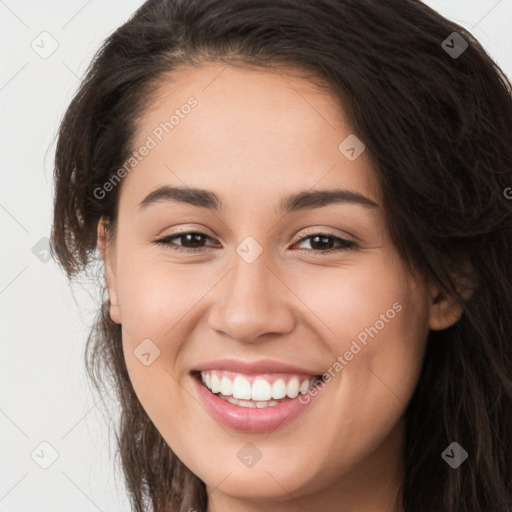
[115,249,210,338]
[288,254,429,424]
[285,253,423,350]
[319,297,428,480]
[114,261,204,446]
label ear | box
[427,264,475,331]
[97,217,121,324]
[427,284,463,330]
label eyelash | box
[153,230,356,255]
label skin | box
[97,63,463,512]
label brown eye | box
[154,231,219,252]
[292,233,356,254]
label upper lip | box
[193,358,322,376]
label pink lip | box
[193,358,322,376]
[192,374,319,432]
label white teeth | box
[286,377,300,398]
[252,378,272,401]
[299,379,310,394]
[229,397,257,408]
[220,376,232,396]
[211,373,221,394]
[200,370,317,402]
[271,379,287,399]
[232,376,252,400]
[227,397,280,408]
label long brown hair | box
[50,1,512,510]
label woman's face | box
[99,63,461,509]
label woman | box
[50,0,512,511]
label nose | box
[207,249,296,343]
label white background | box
[1,1,511,510]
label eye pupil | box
[310,235,334,250]
[183,233,204,247]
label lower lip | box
[192,374,318,432]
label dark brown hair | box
[50,1,512,511]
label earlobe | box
[97,217,122,324]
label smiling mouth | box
[193,370,321,409]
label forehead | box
[122,63,382,212]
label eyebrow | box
[138,186,379,213]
